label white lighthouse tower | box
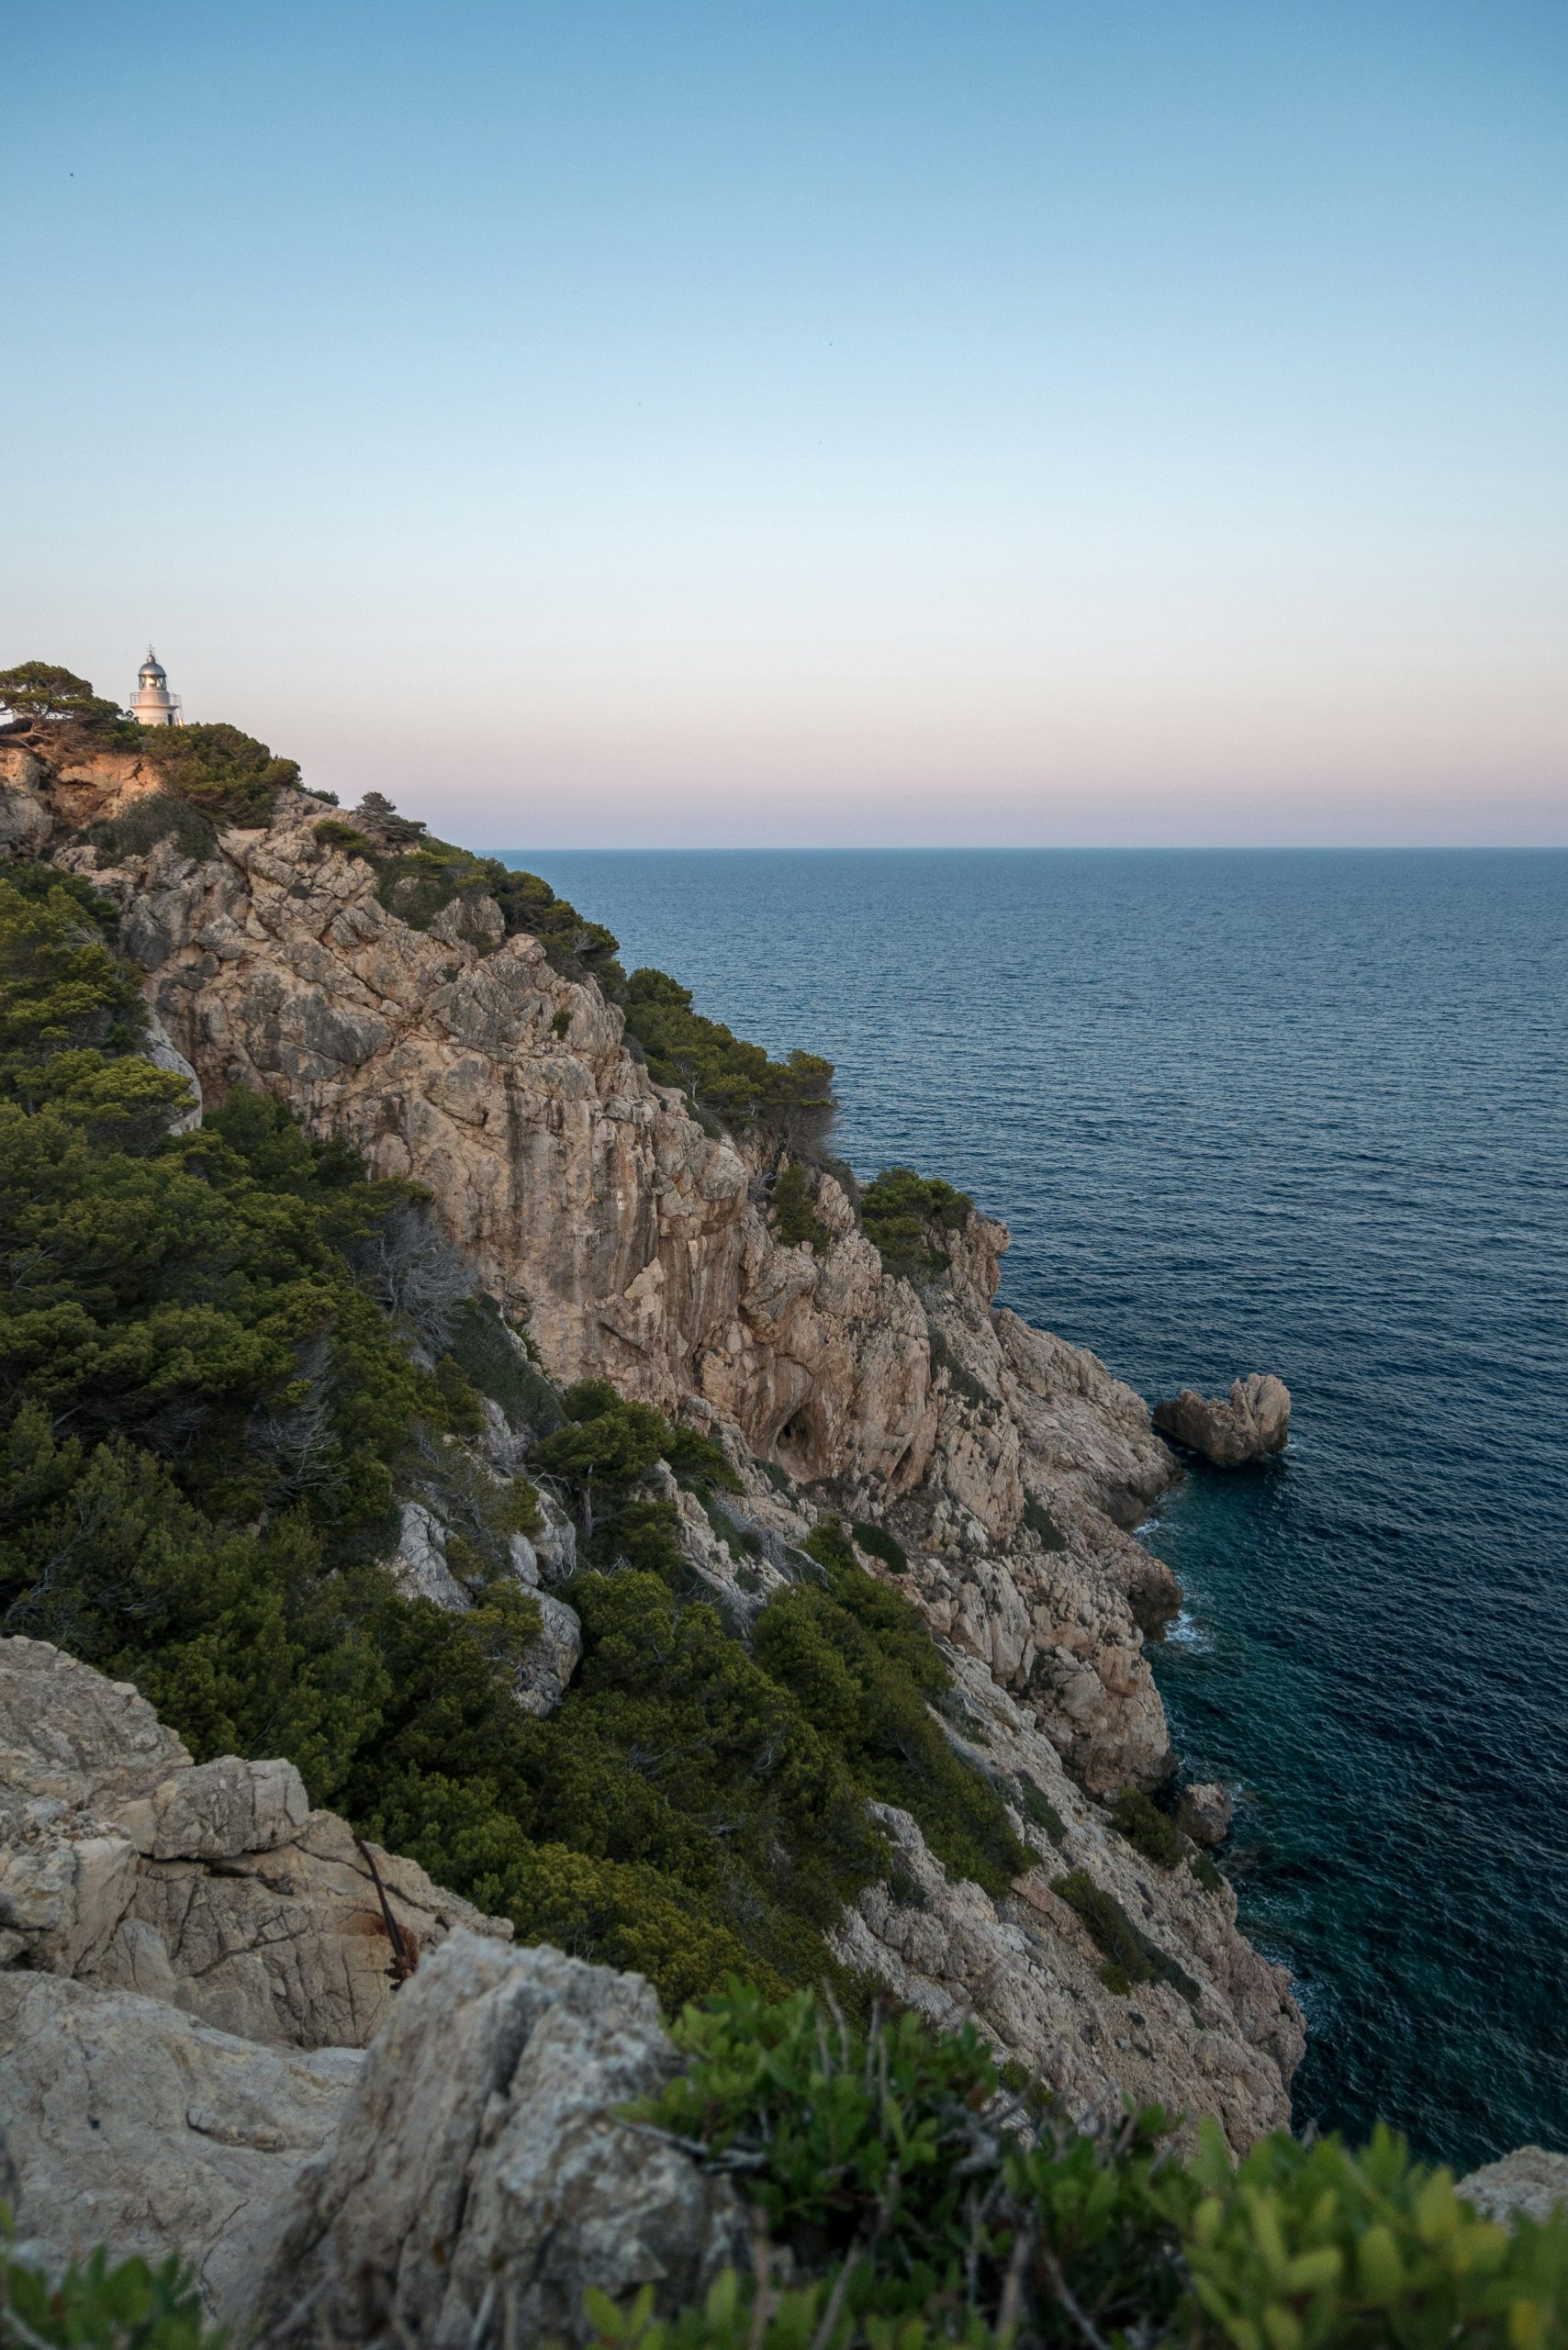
[129,648,182,727]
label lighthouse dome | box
[139,653,167,684]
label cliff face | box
[0,737,1304,2143]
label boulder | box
[1154,1375,1291,1467]
[0,1635,510,2049]
[253,1932,743,2349]
[1177,1782,1235,1848]
[1457,2145,1568,2226]
[0,1970,360,2322]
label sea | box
[499,846,1568,2172]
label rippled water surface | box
[501,847,1568,2169]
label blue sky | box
[5,1,1564,844]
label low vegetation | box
[770,1161,833,1250]
[1053,1869,1199,2005]
[622,968,836,1148]
[618,1979,1568,2349]
[1110,1785,1186,1870]
[861,1167,972,1280]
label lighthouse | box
[129,649,182,727]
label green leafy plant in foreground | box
[630,1983,1568,2350]
[1,2220,219,2350]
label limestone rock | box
[1155,1374,1291,1467]
[0,1636,510,2050]
[253,1933,743,2349]
[1178,1782,1235,1848]
[514,1590,584,1715]
[1457,2146,1568,2226]
[830,1652,1301,2154]
[0,1969,360,2322]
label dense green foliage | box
[622,968,836,1147]
[627,1982,1568,2350]
[138,722,302,823]
[851,1518,908,1576]
[1052,1870,1200,2005]
[771,1161,833,1250]
[767,1521,1026,1897]
[861,1169,972,1281]
[1,2224,218,2350]
[0,661,131,735]
[1110,1786,1185,1870]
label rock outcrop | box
[1177,1783,1235,1848]
[252,1933,742,2350]
[1154,1374,1291,1467]
[0,1636,510,2050]
[0,1971,361,2319]
[1456,2147,1568,2227]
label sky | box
[4,1,1565,846]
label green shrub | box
[1192,1850,1225,1894]
[0,2226,220,2350]
[760,1522,1025,1897]
[1014,1772,1067,1845]
[850,1518,907,1575]
[1110,1785,1185,1870]
[1052,1870,1199,2006]
[860,1168,971,1281]
[1023,1494,1067,1551]
[771,1162,832,1251]
[140,720,301,824]
[552,1006,573,1038]
[622,968,835,1148]
[312,818,375,856]
[443,1297,564,1432]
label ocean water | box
[499,847,1568,2171]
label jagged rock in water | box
[1155,1374,1291,1467]
[1178,1782,1235,1847]
[0,1636,510,2047]
[0,1970,360,2319]
[252,1933,743,2349]
[1457,2146,1568,2226]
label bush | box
[860,1169,971,1281]
[622,969,835,1150]
[139,721,301,825]
[622,1983,1568,2350]
[0,2227,220,2350]
[1023,1494,1067,1552]
[1110,1785,1185,1870]
[1014,1772,1067,1845]
[757,1521,1026,1897]
[771,1162,832,1251]
[312,818,375,856]
[851,1518,907,1575]
[1052,1870,1199,2006]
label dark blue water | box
[500,848,1568,2171]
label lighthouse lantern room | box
[129,649,182,727]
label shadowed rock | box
[1155,1374,1291,1467]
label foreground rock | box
[0,1972,359,2316]
[0,1636,510,2048]
[1155,1374,1291,1467]
[1457,2146,1568,2226]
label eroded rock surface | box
[0,1636,510,2048]
[1155,1375,1291,1467]
[252,1933,742,2350]
[0,1971,360,2319]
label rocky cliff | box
[0,731,1305,2146]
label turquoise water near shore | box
[499,846,1568,2170]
